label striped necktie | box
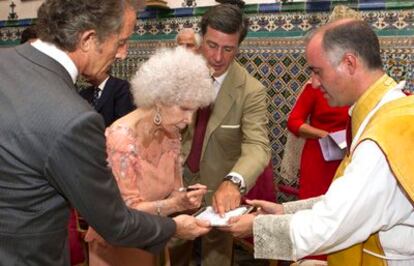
[90,86,100,107]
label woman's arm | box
[297,123,329,139]
[107,128,205,216]
[288,84,328,139]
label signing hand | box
[212,181,241,216]
[173,214,211,240]
[170,184,207,212]
[245,199,284,215]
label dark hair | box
[215,0,245,9]
[200,4,248,44]
[323,20,382,70]
[35,0,137,52]
[20,26,37,44]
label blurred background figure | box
[79,71,135,127]
[20,25,37,44]
[288,3,362,199]
[287,80,349,200]
[175,28,201,53]
[85,46,215,266]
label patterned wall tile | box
[108,35,413,202]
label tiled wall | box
[113,4,414,202]
[1,1,413,202]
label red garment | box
[242,160,276,203]
[287,84,349,199]
[186,106,211,173]
[68,208,86,265]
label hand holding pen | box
[178,184,213,193]
[172,183,208,211]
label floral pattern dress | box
[85,124,182,266]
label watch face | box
[226,176,241,187]
[232,177,241,185]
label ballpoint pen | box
[178,187,213,193]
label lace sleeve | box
[282,196,324,214]
[105,126,144,207]
[253,214,295,261]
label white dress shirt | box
[31,39,78,84]
[95,76,110,99]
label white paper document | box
[319,129,347,161]
[195,206,251,226]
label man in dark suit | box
[80,73,135,127]
[170,4,270,266]
[0,0,210,265]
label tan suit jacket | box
[182,61,270,203]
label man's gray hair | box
[36,0,138,52]
[131,46,215,108]
[323,20,382,69]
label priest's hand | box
[220,213,255,238]
[246,199,284,215]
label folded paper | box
[319,129,347,161]
[195,206,252,226]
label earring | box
[153,109,162,126]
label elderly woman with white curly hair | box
[85,46,215,266]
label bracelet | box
[156,200,163,216]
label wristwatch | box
[223,175,246,193]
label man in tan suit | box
[170,4,270,266]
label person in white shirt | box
[223,19,414,266]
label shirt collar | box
[211,70,229,100]
[97,76,110,91]
[31,39,79,84]
[213,70,228,88]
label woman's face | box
[159,102,198,131]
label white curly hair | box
[130,46,215,108]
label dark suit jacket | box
[0,43,175,265]
[79,76,135,127]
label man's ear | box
[78,30,97,52]
[341,52,357,75]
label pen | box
[178,187,213,193]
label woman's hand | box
[170,183,207,212]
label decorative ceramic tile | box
[107,35,413,202]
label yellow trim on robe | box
[328,74,414,266]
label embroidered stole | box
[327,75,414,266]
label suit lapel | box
[201,61,243,156]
